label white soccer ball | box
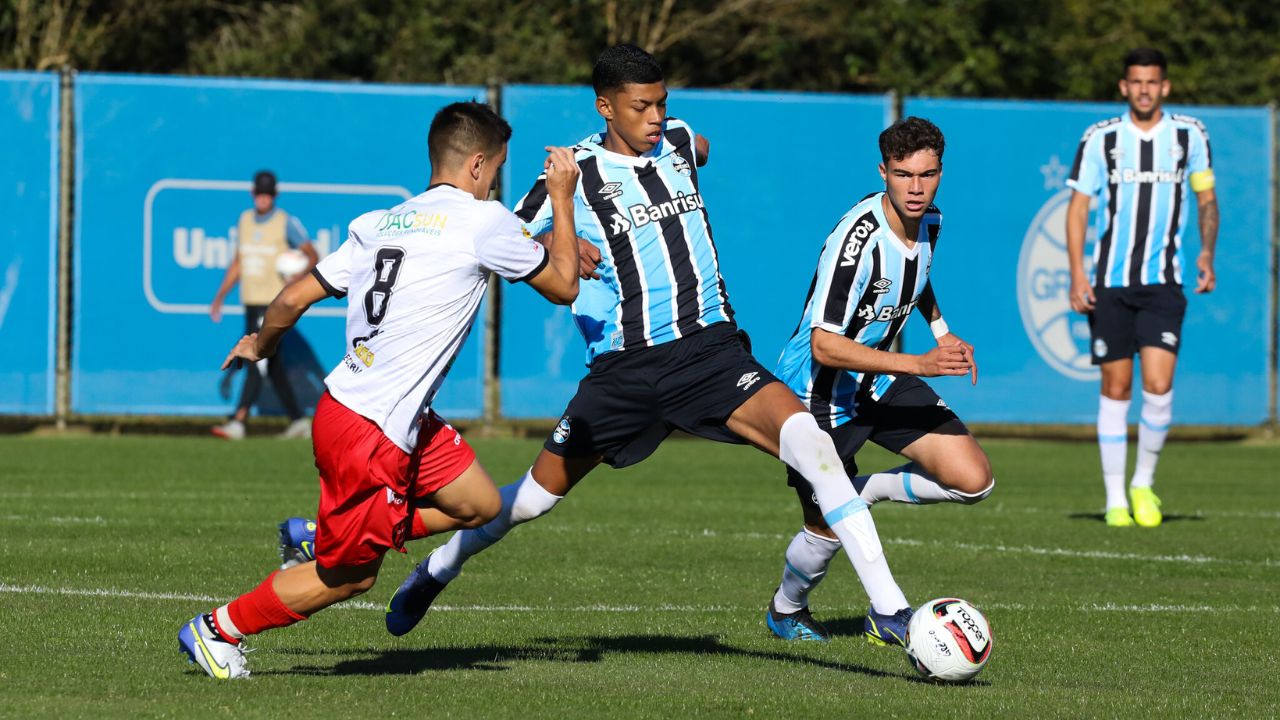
[905,598,993,683]
[275,249,310,280]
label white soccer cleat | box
[279,418,311,440]
[211,419,246,440]
[178,614,250,680]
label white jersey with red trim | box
[313,184,548,452]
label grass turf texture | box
[0,435,1276,718]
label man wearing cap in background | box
[210,170,319,440]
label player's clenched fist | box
[913,345,973,378]
[544,146,580,200]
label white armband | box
[930,318,950,339]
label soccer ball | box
[275,249,310,280]
[905,598,993,683]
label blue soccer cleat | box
[278,517,316,570]
[765,598,830,642]
[385,555,448,637]
[864,606,913,647]
[178,614,249,679]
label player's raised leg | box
[1130,346,1176,527]
[384,452,590,635]
[727,383,912,628]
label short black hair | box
[878,116,945,163]
[1123,47,1167,77]
[592,43,664,95]
[427,102,512,169]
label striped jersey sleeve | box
[513,174,553,237]
[809,208,878,334]
[1067,122,1110,195]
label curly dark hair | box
[878,116,945,163]
[592,43,664,95]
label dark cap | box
[252,170,278,196]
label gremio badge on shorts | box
[1016,187,1100,381]
[553,417,572,444]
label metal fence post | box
[54,66,75,430]
[484,81,504,428]
[1269,102,1279,433]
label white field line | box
[1,583,1276,615]
[3,511,1273,568]
[630,528,1279,568]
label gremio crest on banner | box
[1015,188,1099,381]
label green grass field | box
[1,434,1276,718]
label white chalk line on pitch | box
[1,583,1276,615]
[612,527,1280,568]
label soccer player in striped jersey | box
[1066,48,1219,528]
[768,117,994,645]
[384,44,918,641]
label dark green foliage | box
[3,0,1278,103]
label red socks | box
[214,571,308,643]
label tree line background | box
[3,0,1278,104]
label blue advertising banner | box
[499,85,893,417]
[902,98,1272,424]
[0,72,58,415]
[73,75,486,416]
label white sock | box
[1097,395,1130,510]
[856,462,994,506]
[772,528,841,614]
[778,413,909,615]
[426,469,561,583]
[1132,389,1173,488]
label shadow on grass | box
[1068,512,1205,524]
[259,632,949,682]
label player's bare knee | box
[946,456,994,501]
[1143,378,1173,395]
[1101,384,1132,401]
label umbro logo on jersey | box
[1108,146,1125,161]
[936,399,949,408]
[598,182,624,201]
[1161,331,1178,346]
[872,278,893,294]
[737,372,761,391]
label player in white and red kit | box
[177,102,582,680]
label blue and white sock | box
[772,529,841,614]
[1132,390,1173,489]
[855,463,994,506]
[427,469,561,583]
[1098,395,1131,510]
[778,413,909,615]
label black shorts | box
[543,322,777,468]
[1088,285,1186,364]
[785,375,967,490]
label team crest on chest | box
[671,154,692,177]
